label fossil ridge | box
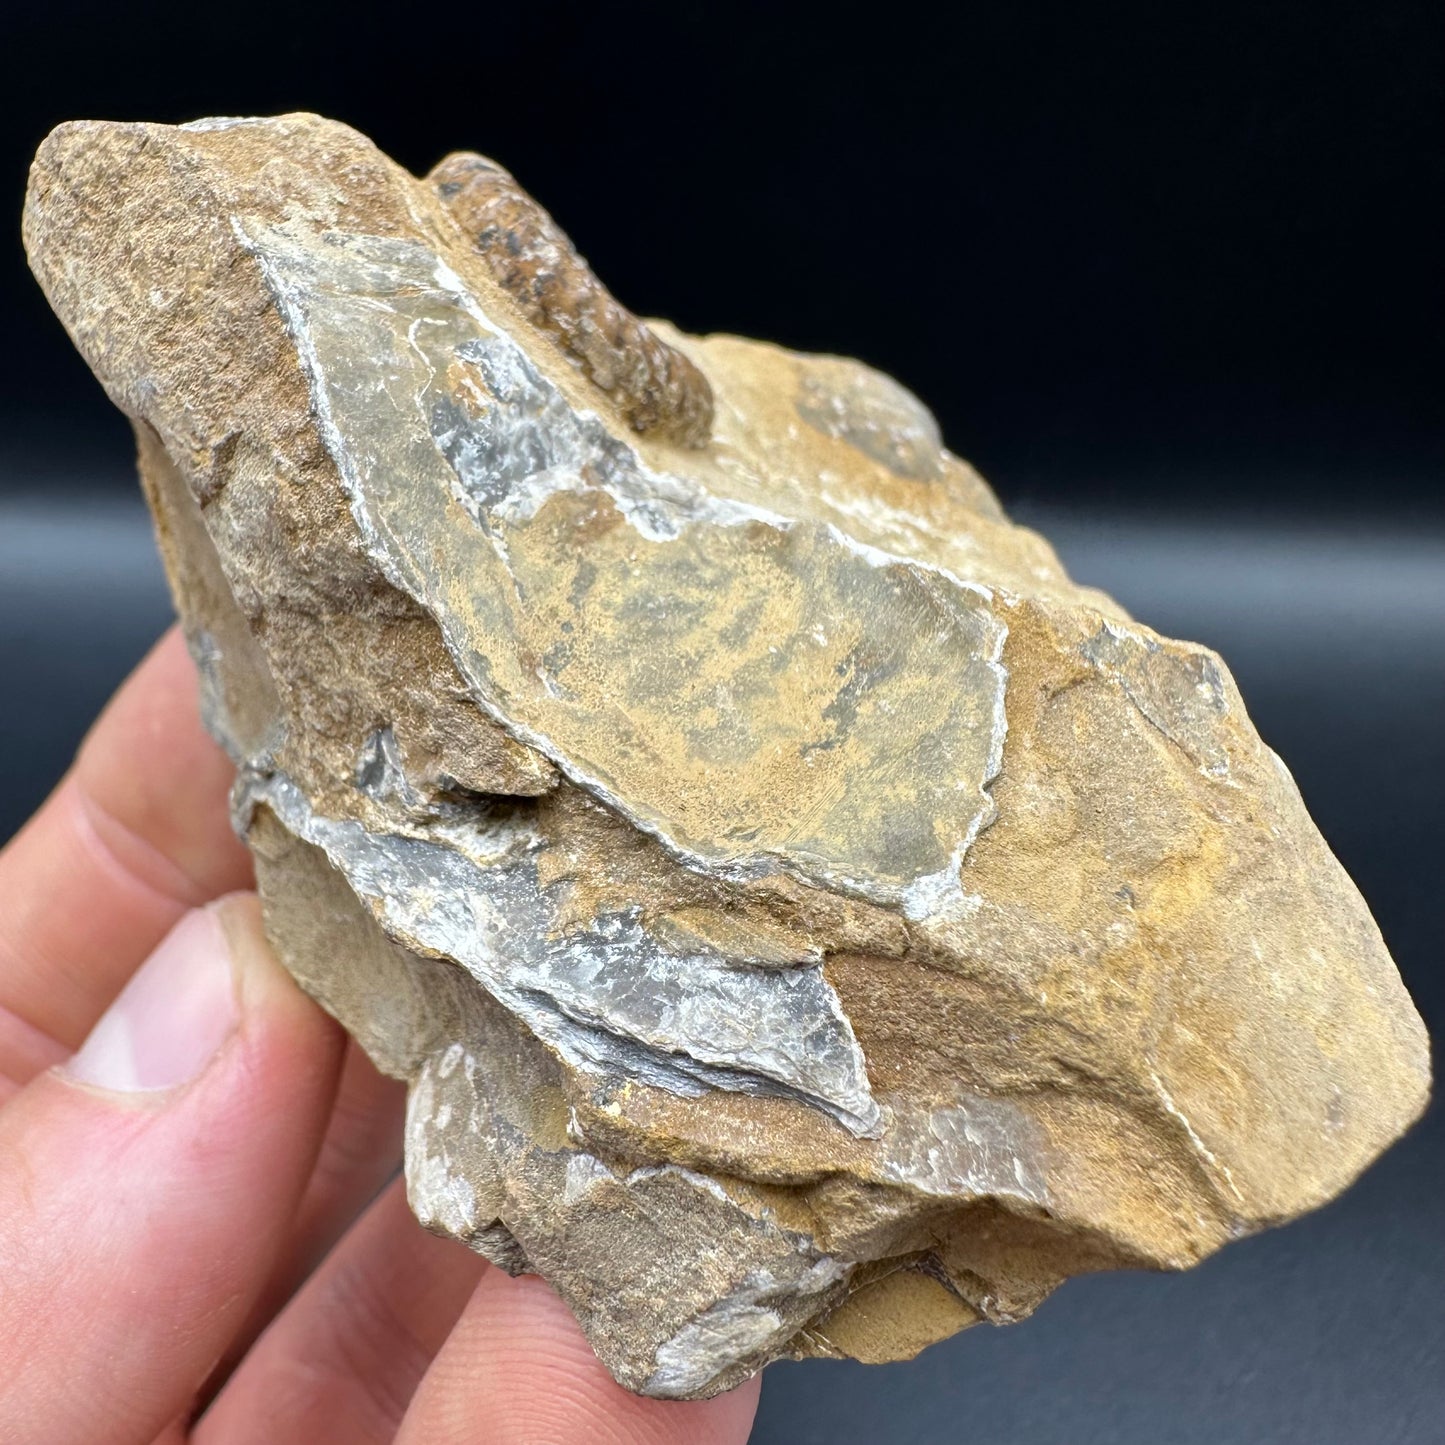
[23,113,1430,1399]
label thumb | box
[0,895,345,1445]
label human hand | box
[0,629,761,1444]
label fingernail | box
[62,906,240,1092]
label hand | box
[0,629,761,1444]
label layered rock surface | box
[23,114,1430,1399]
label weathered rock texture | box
[24,114,1430,1399]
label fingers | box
[0,626,761,1445]
[397,1271,762,1445]
[290,1043,406,1278]
[196,1178,485,1445]
[0,895,344,1445]
[0,628,251,1086]
[204,1041,406,1387]
[199,1150,758,1445]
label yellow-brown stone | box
[23,113,1430,1399]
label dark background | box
[1,3,1441,1442]
[3,0,1443,517]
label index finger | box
[0,626,252,1089]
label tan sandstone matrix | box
[23,114,1430,1399]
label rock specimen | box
[23,114,1430,1399]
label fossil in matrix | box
[24,114,1429,1399]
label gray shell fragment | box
[237,770,881,1135]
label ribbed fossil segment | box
[430,152,715,449]
[23,112,1430,1401]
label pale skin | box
[0,628,761,1444]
